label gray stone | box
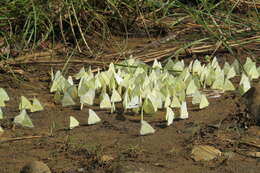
[20,161,51,173]
[242,86,260,125]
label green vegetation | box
[0,0,259,58]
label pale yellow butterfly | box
[140,120,155,135]
[88,109,101,125]
[14,109,34,128]
[19,96,32,110]
[69,116,79,129]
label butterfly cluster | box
[0,89,44,129]
[50,57,260,135]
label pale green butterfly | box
[239,74,251,95]
[223,62,231,75]
[223,79,235,91]
[226,67,236,79]
[0,107,3,119]
[170,95,181,108]
[192,90,201,105]
[31,98,44,112]
[166,107,175,126]
[127,95,140,109]
[80,89,95,110]
[211,56,219,69]
[164,95,171,108]
[248,64,259,79]
[19,96,32,110]
[186,79,198,95]
[14,109,34,128]
[152,59,162,69]
[243,57,254,73]
[231,59,240,74]
[88,109,101,125]
[192,59,202,74]
[108,63,116,74]
[67,76,74,86]
[180,101,188,119]
[0,99,5,107]
[111,88,122,103]
[211,71,224,90]
[61,92,76,107]
[0,88,9,102]
[172,60,185,71]
[143,97,156,114]
[69,116,79,129]
[199,94,209,109]
[66,85,78,100]
[140,120,155,136]
[74,67,86,80]
[114,73,124,86]
[100,93,112,109]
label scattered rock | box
[101,154,114,162]
[242,86,260,125]
[20,161,51,173]
[191,145,222,161]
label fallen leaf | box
[191,145,222,161]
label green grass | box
[0,0,259,59]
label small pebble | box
[20,161,51,173]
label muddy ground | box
[0,38,260,173]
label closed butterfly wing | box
[192,90,201,105]
[223,79,235,91]
[0,88,9,102]
[69,116,79,129]
[100,93,112,109]
[19,96,32,110]
[127,96,140,109]
[80,89,95,107]
[111,89,122,103]
[186,79,198,95]
[180,101,189,119]
[31,98,44,112]
[143,98,156,114]
[166,107,174,126]
[170,96,181,108]
[0,99,5,107]
[140,120,155,135]
[67,76,74,85]
[88,109,101,125]
[61,92,76,107]
[199,94,209,109]
[14,109,34,128]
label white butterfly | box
[88,109,101,125]
[14,109,34,128]
[61,92,76,107]
[31,98,44,112]
[166,107,174,126]
[140,120,155,135]
[199,94,209,109]
[180,101,189,119]
[69,116,79,129]
[19,96,32,110]
[100,93,112,109]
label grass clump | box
[0,0,259,58]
